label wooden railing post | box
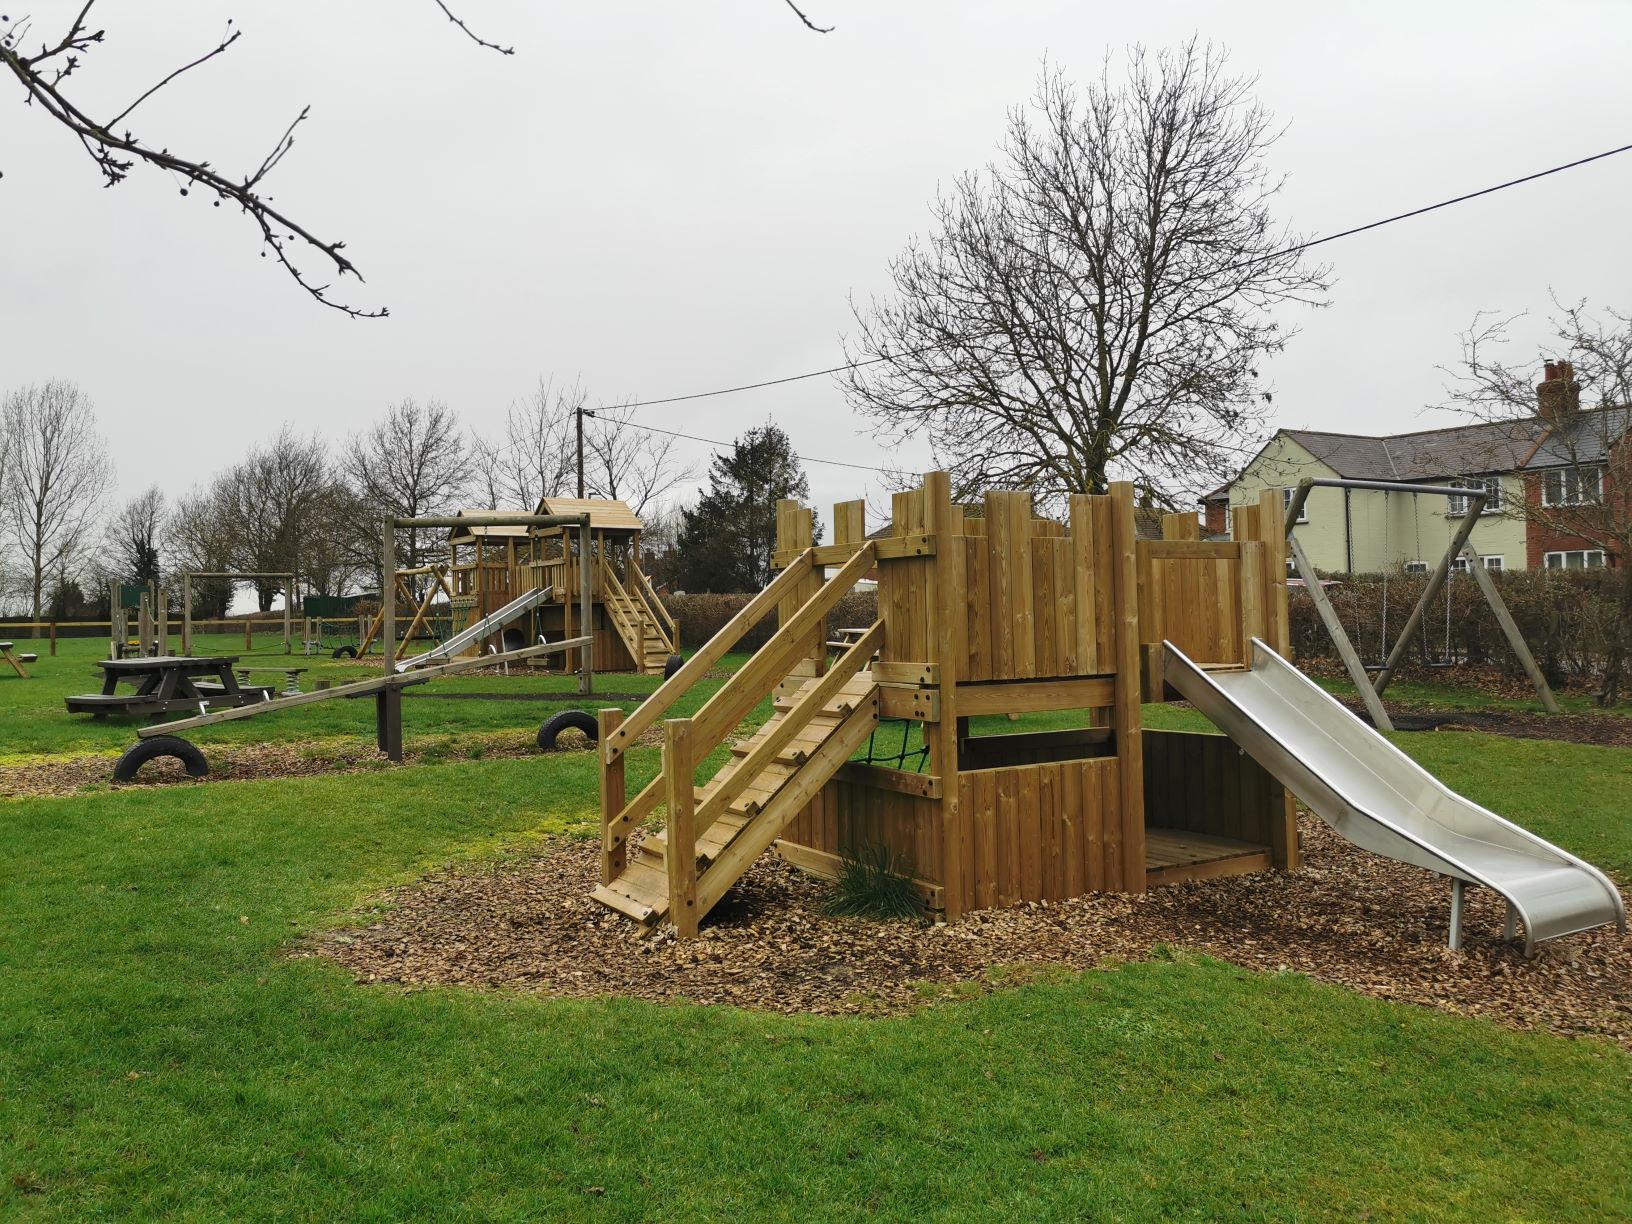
[599,708,627,884]
[1108,482,1147,893]
[665,718,699,938]
[922,472,965,919]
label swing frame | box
[1282,477,1559,731]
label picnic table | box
[64,655,275,720]
[1,641,38,679]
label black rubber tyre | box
[332,645,358,659]
[663,653,685,680]
[113,735,209,783]
[501,627,527,653]
[536,709,600,752]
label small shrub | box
[822,845,925,922]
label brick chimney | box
[1536,358,1581,424]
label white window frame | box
[1544,549,1606,570]
[1282,486,1308,523]
[1404,560,1429,575]
[1541,465,1604,508]
[1451,555,1504,573]
[1447,475,1502,517]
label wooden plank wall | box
[785,756,1125,912]
[783,780,944,885]
[1142,730,1293,864]
[956,758,1122,909]
[956,491,1118,682]
[1137,540,1245,666]
[537,604,634,672]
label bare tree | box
[468,379,581,509]
[583,405,692,515]
[1444,301,1632,704]
[1,4,826,317]
[206,428,350,607]
[843,45,1329,511]
[342,398,472,578]
[0,381,113,621]
[108,486,166,586]
[163,486,238,617]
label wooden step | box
[590,884,656,924]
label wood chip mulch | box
[311,816,1632,1047]
[1342,702,1632,748]
[0,730,605,800]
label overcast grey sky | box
[6,0,1631,523]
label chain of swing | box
[1358,489,1457,670]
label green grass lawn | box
[2,649,1631,1218]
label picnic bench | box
[235,665,308,696]
[1,641,38,679]
[64,656,275,720]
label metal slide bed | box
[396,586,553,672]
[1165,638,1625,953]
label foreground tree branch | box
[2,2,828,319]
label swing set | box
[1284,477,1559,731]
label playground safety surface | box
[314,815,1632,1048]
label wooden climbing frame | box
[594,474,1296,936]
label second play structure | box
[595,473,1624,954]
[360,498,677,674]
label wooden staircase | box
[591,670,878,926]
[593,542,881,933]
[599,559,676,675]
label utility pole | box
[575,403,597,498]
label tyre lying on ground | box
[113,735,209,782]
[537,709,600,751]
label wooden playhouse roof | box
[445,510,533,543]
[532,497,642,533]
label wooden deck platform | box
[1144,828,1272,887]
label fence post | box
[599,708,627,884]
[244,618,252,651]
[664,718,699,937]
[49,620,57,657]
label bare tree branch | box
[430,0,515,54]
[782,0,834,33]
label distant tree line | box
[0,378,818,618]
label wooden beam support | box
[1108,482,1147,893]
[1288,535,1392,731]
[1461,543,1560,714]
[954,676,1115,716]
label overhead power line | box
[615,417,898,474]
[610,141,1632,412]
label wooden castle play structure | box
[593,471,1625,952]
[594,474,1301,933]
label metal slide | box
[396,586,553,672]
[1164,638,1625,953]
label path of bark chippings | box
[313,817,1632,1047]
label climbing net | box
[857,718,930,773]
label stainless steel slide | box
[1165,638,1626,953]
[396,586,553,672]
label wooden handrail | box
[630,565,678,645]
[599,542,874,847]
[601,549,817,764]
[672,543,876,757]
[597,557,650,659]
[691,620,882,836]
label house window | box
[1404,561,1429,574]
[1451,555,1504,572]
[1544,549,1606,569]
[1541,465,1603,507]
[1282,486,1308,523]
[1448,476,1501,516]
